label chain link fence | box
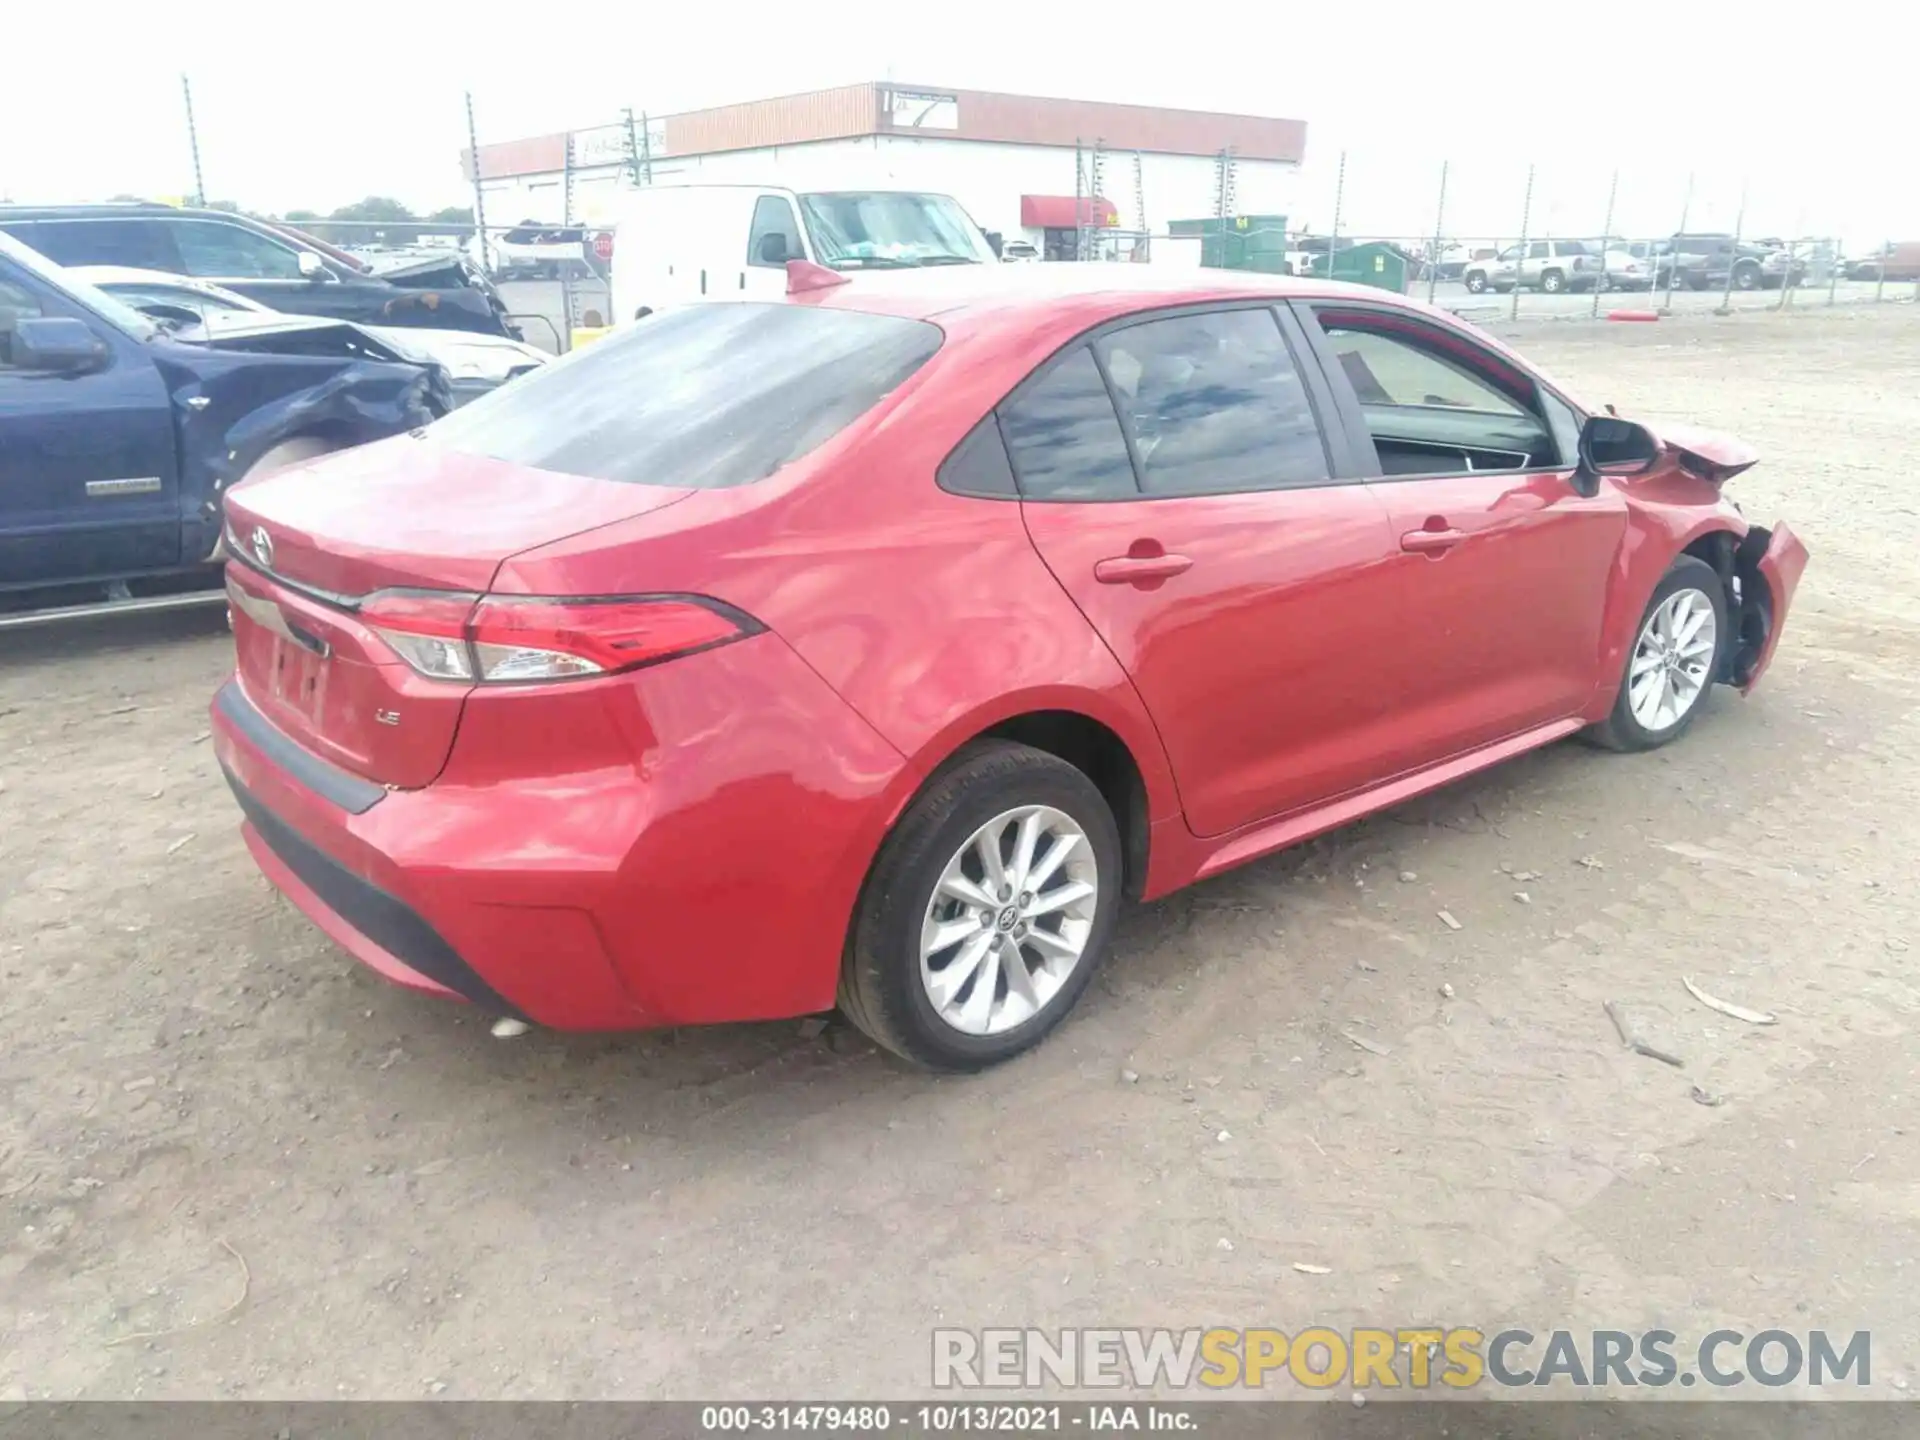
[150,94,1919,354]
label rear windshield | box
[426,302,941,487]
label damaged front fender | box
[153,347,446,557]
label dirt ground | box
[3,305,1919,1403]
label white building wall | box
[481,136,1299,239]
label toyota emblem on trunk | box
[249,526,274,568]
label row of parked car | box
[1445,234,1813,295]
[0,202,553,622]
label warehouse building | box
[463,82,1307,259]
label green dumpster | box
[1170,215,1289,273]
[1326,241,1411,293]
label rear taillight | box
[362,590,480,681]
[360,591,757,684]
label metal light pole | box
[1327,150,1347,280]
[1716,181,1747,314]
[465,91,491,276]
[181,75,205,206]
[1426,159,1449,304]
[1592,169,1618,318]
[1511,164,1535,321]
[1661,172,1692,311]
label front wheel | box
[1587,556,1728,752]
[839,742,1122,1071]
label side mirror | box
[12,316,108,374]
[297,251,333,282]
[1575,414,1661,493]
[756,233,792,265]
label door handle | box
[1400,527,1467,555]
[1094,553,1193,585]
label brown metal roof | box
[890,85,1306,164]
[466,83,1305,179]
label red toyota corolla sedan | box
[211,264,1806,1070]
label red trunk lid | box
[222,438,693,789]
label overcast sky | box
[6,4,1916,245]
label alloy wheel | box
[919,805,1099,1036]
[1628,588,1718,732]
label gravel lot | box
[3,305,1919,1402]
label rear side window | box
[427,302,941,488]
[998,346,1137,501]
[1095,308,1328,496]
[4,218,180,271]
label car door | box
[0,262,182,587]
[1006,303,1404,838]
[1294,301,1626,767]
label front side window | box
[1324,326,1522,415]
[426,302,941,488]
[746,196,803,267]
[1095,308,1328,496]
[1313,311,1561,476]
[170,221,304,280]
[1527,241,1550,260]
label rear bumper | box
[210,631,907,1031]
[224,765,525,1017]
[211,677,646,1028]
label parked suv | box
[1657,234,1802,292]
[0,231,445,623]
[1463,239,1602,294]
[0,204,520,337]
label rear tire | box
[838,742,1123,1071]
[1586,556,1728,752]
[1464,271,1488,294]
[1541,268,1566,293]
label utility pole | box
[1510,164,1535,321]
[1592,169,1618,318]
[465,91,491,276]
[181,75,205,206]
[1426,159,1449,303]
[623,107,652,187]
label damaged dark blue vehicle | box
[0,231,448,627]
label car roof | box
[0,203,241,221]
[775,261,1592,417]
[799,262,1423,329]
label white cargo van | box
[610,185,997,322]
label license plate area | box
[268,633,330,723]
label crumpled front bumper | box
[1739,522,1808,693]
